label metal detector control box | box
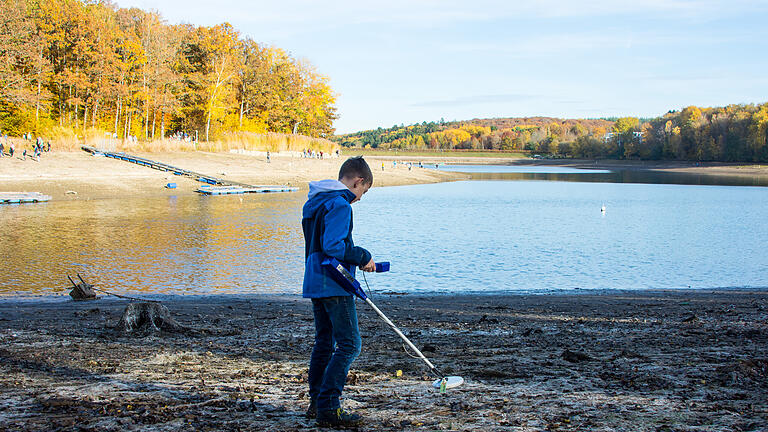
[321,257,389,300]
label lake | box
[1,165,767,298]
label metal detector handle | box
[322,257,368,300]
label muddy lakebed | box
[0,290,766,431]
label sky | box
[114,0,768,134]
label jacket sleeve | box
[321,198,371,266]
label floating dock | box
[81,146,297,195]
[196,185,298,195]
[0,192,51,204]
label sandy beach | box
[0,151,463,201]
[0,290,766,431]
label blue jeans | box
[309,296,362,411]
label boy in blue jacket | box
[302,156,375,427]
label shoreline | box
[3,285,768,304]
[1,289,765,430]
[2,151,767,201]
[365,155,768,178]
[0,151,465,201]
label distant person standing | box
[0,141,4,157]
[9,142,14,157]
[266,151,271,163]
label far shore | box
[360,153,768,178]
[1,150,767,201]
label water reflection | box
[3,164,768,298]
[0,192,306,297]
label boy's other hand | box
[361,259,376,272]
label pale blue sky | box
[116,0,768,133]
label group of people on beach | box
[169,131,195,142]
[0,130,51,161]
[301,148,342,159]
[380,160,432,171]
[302,149,326,159]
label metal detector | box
[322,257,464,390]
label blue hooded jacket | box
[302,180,372,298]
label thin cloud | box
[411,94,536,107]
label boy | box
[302,156,375,428]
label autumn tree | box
[0,0,52,132]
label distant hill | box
[452,116,614,131]
[333,117,614,153]
[334,103,768,163]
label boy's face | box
[345,177,371,203]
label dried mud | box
[1,290,766,431]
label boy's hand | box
[361,259,376,272]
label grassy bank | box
[5,129,338,154]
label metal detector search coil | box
[321,257,464,390]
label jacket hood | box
[303,180,354,218]
[307,179,349,199]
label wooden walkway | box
[81,146,297,195]
[0,192,51,204]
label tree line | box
[0,0,337,142]
[334,117,613,154]
[335,104,768,162]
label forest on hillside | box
[334,104,768,163]
[334,117,614,153]
[0,0,337,142]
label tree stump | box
[116,302,185,335]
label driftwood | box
[116,302,186,335]
[68,274,97,301]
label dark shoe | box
[305,399,317,419]
[316,408,362,428]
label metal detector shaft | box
[363,297,443,377]
[320,257,446,379]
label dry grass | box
[14,128,337,154]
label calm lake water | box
[2,165,767,298]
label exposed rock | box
[562,349,593,363]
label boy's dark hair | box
[338,156,373,185]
